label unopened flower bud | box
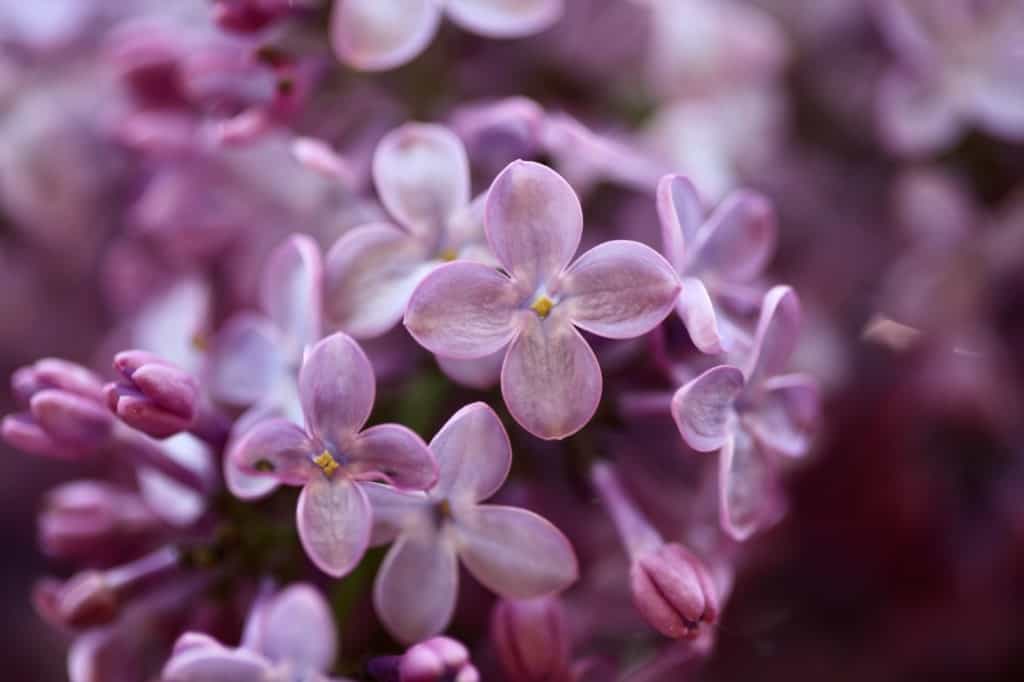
[630,543,718,639]
[107,351,199,438]
[4,390,115,458]
[369,637,479,682]
[213,0,289,33]
[11,358,106,405]
[492,597,572,682]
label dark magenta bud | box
[492,597,572,682]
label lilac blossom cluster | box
[2,1,1024,681]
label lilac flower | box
[105,351,204,440]
[330,0,564,71]
[231,332,438,577]
[876,0,1024,155]
[491,597,572,682]
[656,174,777,355]
[368,636,480,682]
[324,123,489,340]
[405,161,681,439]
[207,234,322,424]
[365,402,578,643]
[672,286,820,540]
[162,583,350,682]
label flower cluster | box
[3,1,1023,681]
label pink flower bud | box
[492,596,572,682]
[630,543,718,639]
[108,351,199,439]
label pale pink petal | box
[746,373,820,459]
[363,482,430,545]
[329,0,442,71]
[207,313,285,408]
[452,505,578,598]
[261,234,322,357]
[224,456,279,500]
[404,262,521,359]
[297,474,372,577]
[257,584,337,672]
[693,190,777,281]
[485,160,582,289]
[373,123,470,241]
[745,286,801,386]
[676,277,725,355]
[436,350,504,390]
[719,429,781,541]
[162,645,271,682]
[374,526,459,644]
[446,0,563,38]
[671,365,745,453]
[430,402,511,504]
[229,419,314,486]
[656,174,703,272]
[501,315,601,440]
[324,223,434,339]
[299,333,375,447]
[347,423,437,490]
[559,240,680,339]
[878,68,961,156]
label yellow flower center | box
[313,450,339,477]
[439,248,458,262]
[530,295,554,318]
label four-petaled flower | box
[365,402,578,643]
[672,286,819,540]
[231,332,438,577]
[162,583,352,682]
[657,173,777,355]
[324,123,489,340]
[330,0,564,71]
[405,160,681,440]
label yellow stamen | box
[313,450,339,477]
[530,295,554,318]
[253,459,275,472]
[439,248,458,262]
[191,332,209,352]
[438,499,452,518]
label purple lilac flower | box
[324,123,489,339]
[656,174,778,356]
[405,160,681,439]
[491,596,573,682]
[672,286,820,540]
[368,636,480,682]
[231,332,438,577]
[365,402,577,643]
[876,0,1024,155]
[330,0,564,71]
[162,583,350,682]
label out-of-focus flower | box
[672,286,820,539]
[231,332,437,577]
[330,0,564,71]
[324,123,488,339]
[162,583,348,682]
[366,402,577,642]
[591,462,718,640]
[656,174,777,355]
[369,636,480,682]
[405,161,680,439]
[492,596,573,682]
[876,0,1024,155]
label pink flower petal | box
[430,402,511,504]
[363,482,430,546]
[446,0,564,38]
[261,234,322,358]
[223,455,279,501]
[485,160,582,290]
[297,474,372,577]
[877,67,961,156]
[348,423,437,490]
[255,584,337,672]
[374,527,459,644]
[329,0,442,71]
[207,313,285,408]
[436,350,504,390]
[676,277,725,355]
[404,261,521,359]
[229,418,314,486]
[324,223,435,339]
[373,123,471,242]
[452,505,578,598]
[162,643,271,682]
[719,429,781,541]
[671,365,745,453]
[745,286,801,386]
[746,373,820,459]
[694,190,777,282]
[656,174,703,273]
[560,240,680,339]
[501,315,601,440]
[299,333,376,447]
